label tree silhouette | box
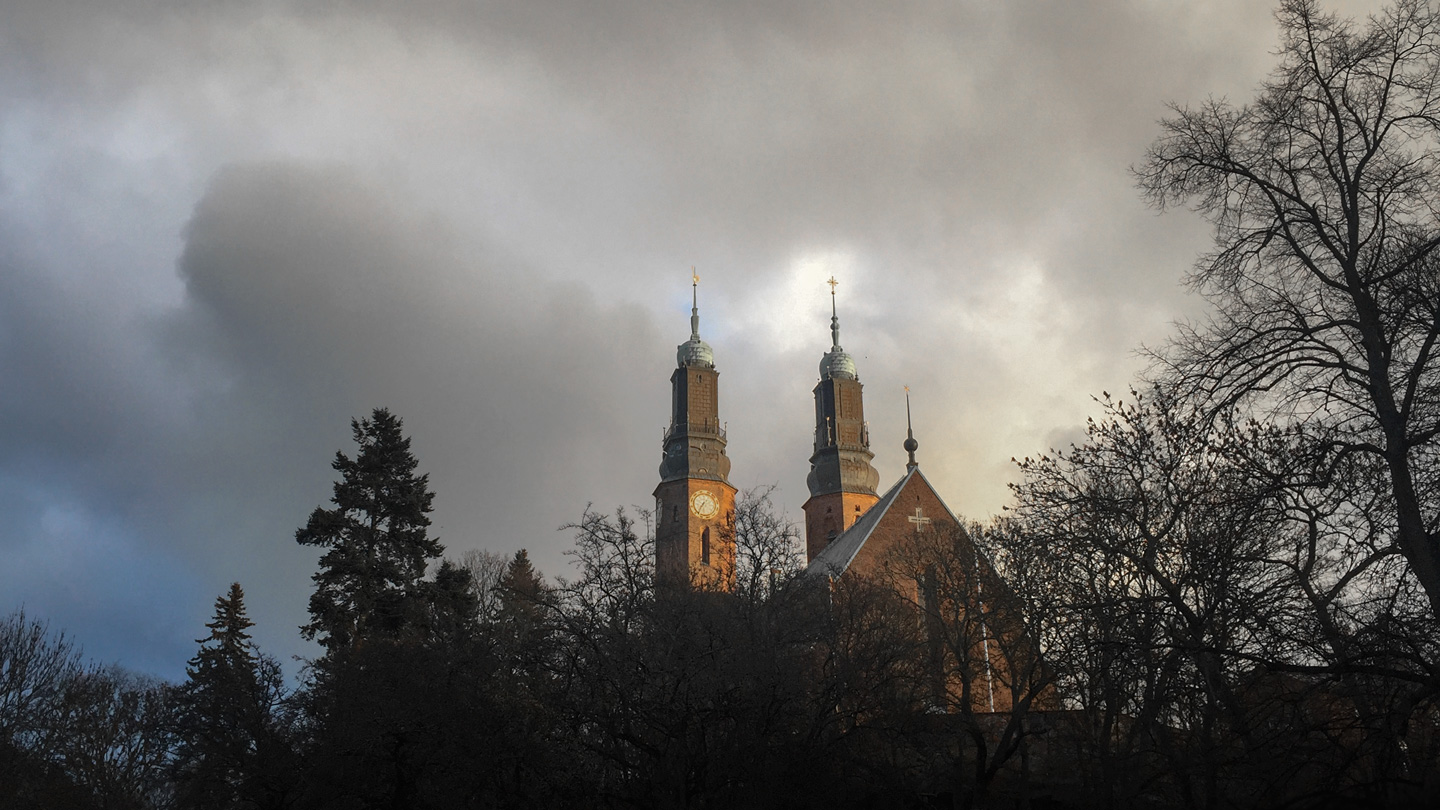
[1138,0,1440,625]
[296,408,441,650]
[172,584,292,810]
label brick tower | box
[802,278,880,562]
[654,273,737,591]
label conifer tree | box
[296,408,441,650]
[173,583,284,809]
[499,549,542,603]
[495,549,551,676]
[423,559,480,644]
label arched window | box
[701,527,711,565]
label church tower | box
[802,278,880,562]
[654,273,737,591]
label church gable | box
[805,467,967,580]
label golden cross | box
[904,385,910,394]
[692,266,699,286]
[826,276,838,293]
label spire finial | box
[690,266,700,339]
[826,276,841,350]
[904,385,919,470]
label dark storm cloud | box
[1,0,1374,675]
[164,163,667,668]
[3,157,669,672]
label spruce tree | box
[495,549,551,678]
[297,408,441,650]
[496,549,546,632]
[173,583,279,809]
[420,559,480,645]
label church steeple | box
[654,269,736,591]
[802,278,880,562]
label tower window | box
[701,527,711,565]
[673,506,680,523]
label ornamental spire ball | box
[677,267,714,368]
[819,276,857,380]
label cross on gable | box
[907,507,932,534]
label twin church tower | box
[653,274,892,591]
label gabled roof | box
[803,466,967,581]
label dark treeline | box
[0,409,1043,810]
[3,399,1437,808]
[6,0,1440,807]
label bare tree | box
[1014,391,1303,808]
[458,548,509,624]
[731,486,806,604]
[559,507,655,634]
[54,668,174,810]
[1137,0,1440,622]
[1014,388,1440,804]
[0,611,85,765]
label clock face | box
[690,490,719,519]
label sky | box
[0,0,1386,679]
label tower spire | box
[804,275,878,561]
[827,275,841,350]
[691,267,701,340]
[904,385,919,470]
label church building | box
[652,276,1045,719]
[652,275,1001,598]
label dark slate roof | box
[802,466,966,581]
